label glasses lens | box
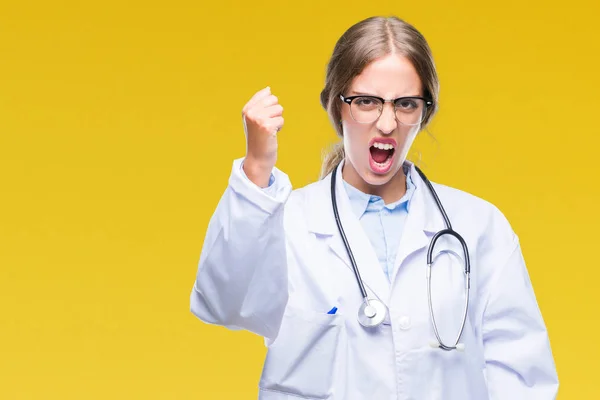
[395,98,427,126]
[349,96,429,125]
[350,96,383,123]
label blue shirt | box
[342,165,416,282]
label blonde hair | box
[319,16,440,178]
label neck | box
[341,161,407,204]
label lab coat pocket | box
[410,246,488,399]
[259,306,342,400]
[404,342,489,400]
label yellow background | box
[1,0,598,398]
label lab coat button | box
[398,316,411,330]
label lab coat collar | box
[402,159,447,234]
[306,160,446,305]
[387,160,447,286]
[341,163,416,219]
[306,160,445,236]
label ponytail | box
[320,141,345,179]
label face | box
[340,53,424,197]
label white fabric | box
[190,158,558,400]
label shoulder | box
[429,181,500,216]
[280,183,323,230]
[285,174,329,207]
[426,179,518,245]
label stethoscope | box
[330,162,471,351]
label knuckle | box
[259,118,270,128]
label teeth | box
[373,142,394,150]
[374,158,392,168]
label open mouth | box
[369,142,395,173]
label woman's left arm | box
[481,234,559,399]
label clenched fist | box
[241,86,284,187]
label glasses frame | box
[339,94,434,126]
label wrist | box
[243,155,274,188]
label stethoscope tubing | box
[330,162,471,350]
[331,167,369,300]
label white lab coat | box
[191,158,558,400]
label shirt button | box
[398,316,411,330]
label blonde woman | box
[190,15,558,399]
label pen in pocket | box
[327,306,338,315]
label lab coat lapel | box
[389,163,446,287]
[307,162,391,307]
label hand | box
[241,86,284,187]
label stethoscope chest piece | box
[358,298,387,328]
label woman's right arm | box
[190,157,292,340]
[190,87,290,340]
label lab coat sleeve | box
[482,236,559,399]
[190,157,293,340]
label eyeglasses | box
[339,94,433,126]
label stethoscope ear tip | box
[429,340,465,351]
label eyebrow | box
[348,90,422,98]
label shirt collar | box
[342,163,417,219]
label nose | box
[375,102,397,134]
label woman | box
[190,16,558,399]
